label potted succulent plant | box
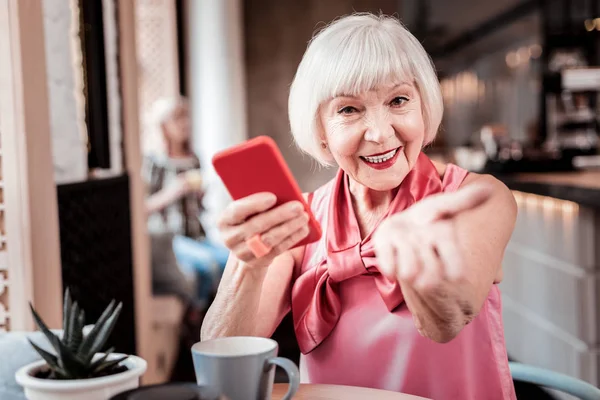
[15,289,147,400]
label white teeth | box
[362,148,398,163]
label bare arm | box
[145,180,187,215]
[451,174,516,311]
[374,174,517,343]
[200,192,310,341]
[201,249,298,340]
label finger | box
[232,243,257,263]
[221,201,304,247]
[218,192,278,227]
[271,224,310,254]
[232,220,310,263]
[261,212,309,249]
[406,183,493,224]
[413,242,443,292]
[374,233,396,280]
[395,239,420,284]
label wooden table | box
[272,383,430,399]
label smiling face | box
[319,81,425,191]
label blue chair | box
[509,362,600,400]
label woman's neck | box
[348,178,396,238]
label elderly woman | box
[201,13,517,400]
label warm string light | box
[512,191,579,214]
[506,44,542,69]
[584,18,600,31]
[440,71,482,106]
[441,44,542,106]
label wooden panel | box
[0,0,63,331]
[118,0,156,384]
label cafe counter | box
[493,170,600,387]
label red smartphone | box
[212,136,322,248]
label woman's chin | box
[358,165,410,191]
[356,172,409,192]
[363,180,403,192]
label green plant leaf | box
[62,288,72,344]
[78,300,115,358]
[29,303,62,354]
[66,302,83,353]
[88,347,114,372]
[83,302,122,363]
[79,301,122,362]
[92,355,127,375]
[64,301,77,348]
[28,339,59,369]
[55,338,87,379]
[28,339,70,379]
[77,309,85,336]
[49,369,71,380]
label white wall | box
[41,0,88,184]
[189,0,248,240]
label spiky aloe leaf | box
[65,302,84,354]
[77,309,85,340]
[28,339,59,370]
[54,338,88,379]
[62,289,72,343]
[29,303,61,353]
[29,290,126,380]
[83,303,122,363]
[77,300,115,360]
[88,347,114,372]
[63,301,77,348]
[28,339,70,379]
[88,348,113,368]
[92,355,128,375]
[79,302,122,363]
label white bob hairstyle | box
[288,13,443,165]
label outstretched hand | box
[373,183,493,342]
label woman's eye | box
[390,96,409,106]
[337,106,357,114]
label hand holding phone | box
[212,136,322,262]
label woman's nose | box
[363,112,394,143]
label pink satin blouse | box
[288,153,516,400]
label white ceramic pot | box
[15,353,147,400]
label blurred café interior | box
[1,0,600,398]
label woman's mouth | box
[359,147,402,170]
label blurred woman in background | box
[143,96,229,306]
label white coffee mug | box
[191,336,299,400]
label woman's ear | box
[315,118,335,163]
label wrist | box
[232,260,269,283]
[173,179,189,198]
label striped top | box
[142,154,206,240]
